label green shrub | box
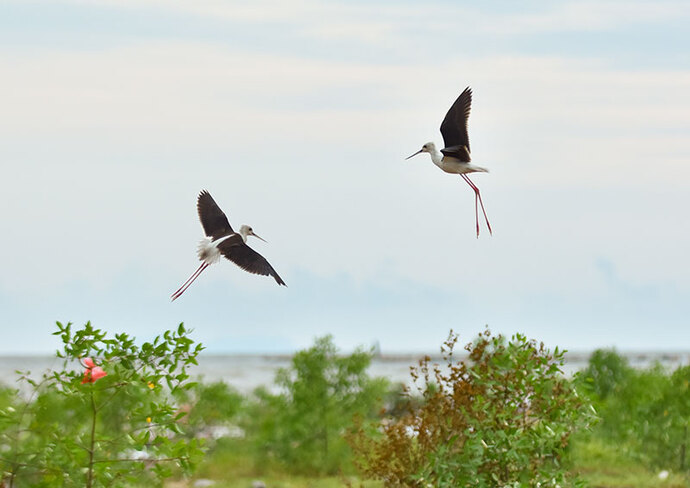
[0,321,205,487]
[177,380,244,434]
[588,358,690,471]
[250,335,389,475]
[578,348,633,400]
[348,329,596,487]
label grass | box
[569,438,688,488]
[173,439,381,488]
[169,477,381,488]
[165,437,690,488]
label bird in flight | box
[406,86,492,237]
[171,190,286,301]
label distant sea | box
[1,351,689,394]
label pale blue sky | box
[1,0,689,354]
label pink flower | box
[81,357,107,384]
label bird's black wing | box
[440,145,471,162]
[218,241,287,286]
[197,190,234,239]
[439,86,472,158]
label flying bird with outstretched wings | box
[171,190,286,301]
[406,87,492,237]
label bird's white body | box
[197,225,254,265]
[424,142,488,175]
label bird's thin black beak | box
[250,232,267,243]
[405,149,423,160]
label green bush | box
[177,380,244,434]
[250,335,389,475]
[0,321,205,487]
[348,329,596,487]
[579,348,633,400]
[582,350,690,471]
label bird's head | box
[239,225,267,243]
[405,142,435,160]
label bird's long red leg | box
[461,174,492,236]
[171,262,209,301]
[473,184,480,238]
[460,174,480,237]
[171,262,206,297]
[171,263,208,301]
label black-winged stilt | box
[171,190,286,301]
[406,86,492,237]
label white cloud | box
[67,0,316,22]
[478,1,690,34]
[63,0,690,39]
[1,42,689,296]
[1,44,688,187]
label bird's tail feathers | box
[469,164,489,173]
[197,237,219,263]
